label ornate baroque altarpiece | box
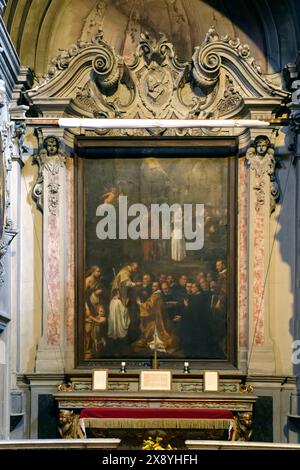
[21,25,288,373]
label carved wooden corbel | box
[246,135,280,213]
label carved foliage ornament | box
[246,135,280,213]
[32,135,67,214]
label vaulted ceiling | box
[3,0,300,79]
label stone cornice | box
[0,312,10,332]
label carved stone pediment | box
[26,27,289,135]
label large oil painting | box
[76,139,236,367]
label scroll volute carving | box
[27,26,289,129]
[192,28,221,90]
[191,26,286,98]
[91,29,122,95]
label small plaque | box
[203,371,219,392]
[92,369,108,391]
[140,370,172,391]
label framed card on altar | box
[140,370,172,391]
[92,369,108,391]
[203,370,219,392]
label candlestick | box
[183,362,190,373]
[120,361,127,373]
[153,328,159,369]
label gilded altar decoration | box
[232,412,253,441]
[239,384,254,394]
[142,435,175,450]
[57,382,74,392]
[58,409,85,439]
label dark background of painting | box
[84,156,228,282]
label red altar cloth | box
[80,408,233,420]
[79,408,234,433]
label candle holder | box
[120,361,127,373]
[183,362,190,374]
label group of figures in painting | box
[84,258,227,360]
[82,156,229,361]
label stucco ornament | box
[32,135,67,213]
[246,135,279,213]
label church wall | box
[1,0,300,443]
[0,0,20,440]
[269,153,296,376]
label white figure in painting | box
[171,206,186,262]
[107,288,130,340]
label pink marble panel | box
[238,158,248,348]
[47,172,61,345]
[252,174,265,345]
[66,158,75,345]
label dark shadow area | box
[251,396,273,442]
[202,0,300,74]
[38,395,59,439]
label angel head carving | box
[253,135,271,158]
[43,135,60,157]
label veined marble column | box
[246,135,279,373]
[238,157,249,372]
[34,135,67,373]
